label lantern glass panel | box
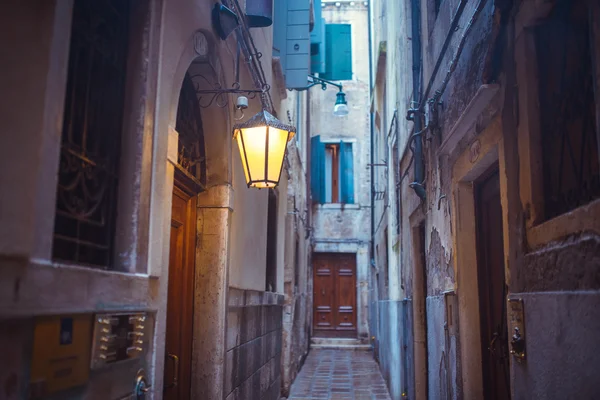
[234,129,251,183]
[238,126,268,184]
[267,127,290,182]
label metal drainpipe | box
[368,0,375,260]
[306,90,311,239]
[409,0,425,201]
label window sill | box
[0,257,159,317]
[317,203,361,210]
[527,198,600,249]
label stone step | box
[310,337,371,350]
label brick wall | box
[225,288,283,400]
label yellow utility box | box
[30,314,92,397]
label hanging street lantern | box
[233,109,296,189]
[333,91,349,116]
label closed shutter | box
[273,0,288,69]
[311,135,326,203]
[311,18,326,74]
[340,142,354,204]
[322,24,352,81]
[310,0,325,74]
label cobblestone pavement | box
[287,349,391,400]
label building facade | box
[0,1,311,399]
[369,0,600,399]
[308,0,372,345]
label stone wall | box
[225,288,284,400]
[280,133,312,396]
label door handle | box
[321,289,325,295]
[164,353,179,389]
[488,332,499,356]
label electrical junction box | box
[30,314,93,398]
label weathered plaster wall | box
[229,151,269,291]
[369,0,497,397]
[372,0,600,399]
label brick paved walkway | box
[287,349,391,400]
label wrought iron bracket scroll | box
[191,74,270,109]
[295,74,344,92]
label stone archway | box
[167,30,234,400]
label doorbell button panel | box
[90,312,148,370]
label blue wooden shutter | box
[340,142,354,204]
[322,24,352,81]
[311,18,326,74]
[310,0,325,74]
[273,0,288,69]
[311,135,325,203]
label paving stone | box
[287,349,391,400]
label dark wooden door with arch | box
[313,253,357,337]
[164,71,206,399]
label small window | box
[53,0,131,268]
[311,136,355,204]
[534,0,599,220]
[325,144,341,203]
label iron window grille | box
[175,73,207,187]
[53,0,131,268]
[535,0,600,220]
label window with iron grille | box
[535,0,600,221]
[175,73,207,186]
[53,0,131,268]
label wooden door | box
[313,253,357,337]
[164,187,197,400]
[476,170,511,400]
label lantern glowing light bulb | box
[233,110,296,189]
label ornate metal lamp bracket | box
[295,74,344,92]
[191,79,270,109]
[193,19,272,110]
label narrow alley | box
[1,0,600,399]
[288,350,391,400]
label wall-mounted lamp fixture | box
[212,3,239,40]
[299,75,349,116]
[203,0,295,189]
[334,91,349,116]
[234,109,296,188]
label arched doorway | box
[163,72,206,400]
[161,30,234,397]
